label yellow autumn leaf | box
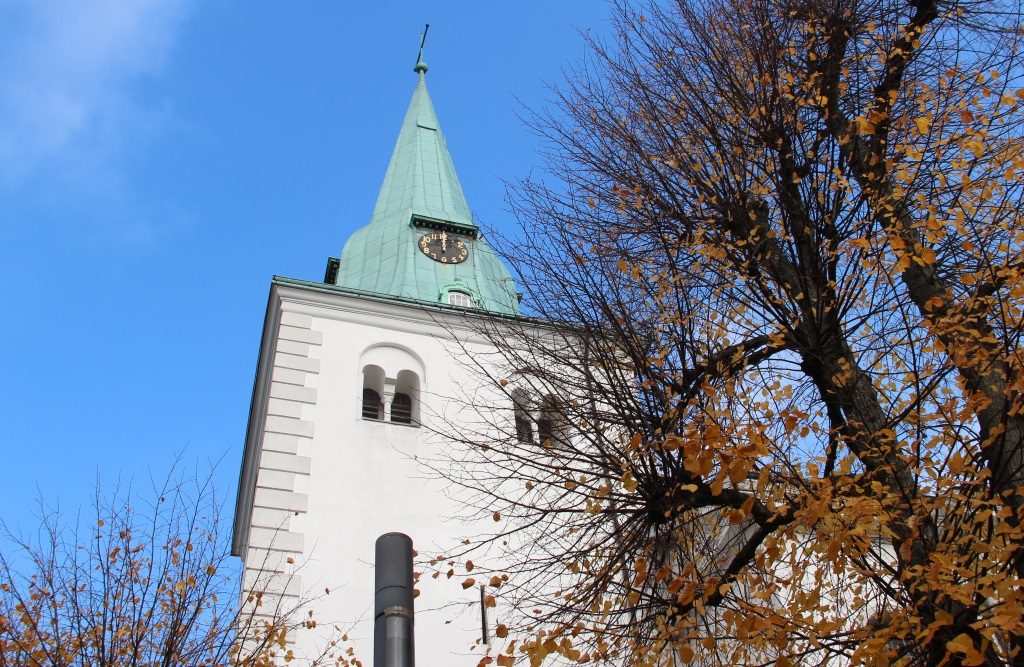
[621,470,638,493]
[854,116,876,134]
[946,633,985,666]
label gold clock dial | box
[418,231,469,264]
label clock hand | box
[440,231,448,252]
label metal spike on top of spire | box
[414,24,429,74]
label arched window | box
[537,415,554,444]
[362,388,383,420]
[515,412,534,443]
[362,364,386,421]
[394,370,420,425]
[448,290,472,307]
[512,389,534,444]
[359,348,423,427]
[537,396,564,448]
[391,392,413,424]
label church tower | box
[232,54,519,663]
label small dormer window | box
[448,291,472,307]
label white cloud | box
[0,0,191,182]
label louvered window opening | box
[392,392,413,424]
[537,418,555,446]
[362,388,383,420]
[515,414,534,444]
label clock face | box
[418,231,469,264]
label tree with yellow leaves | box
[440,0,1024,664]
[0,468,354,666]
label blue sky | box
[0,1,609,528]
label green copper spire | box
[333,50,520,315]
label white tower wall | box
[234,281,512,665]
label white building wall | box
[235,283,510,665]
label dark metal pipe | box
[374,532,415,667]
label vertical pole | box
[374,533,415,667]
[479,583,489,645]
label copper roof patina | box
[333,60,520,315]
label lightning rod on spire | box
[414,24,430,74]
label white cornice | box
[272,279,542,345]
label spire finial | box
[414,24,430,75]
